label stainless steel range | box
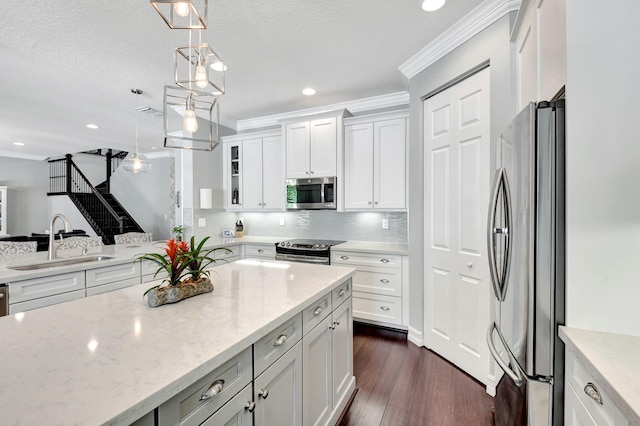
[275,239,345,265]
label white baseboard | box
[408,326,423,347]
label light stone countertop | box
[0,259,356,425]
[559,326,640,423]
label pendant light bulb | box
[174,2,190,17]
[195,64,208,89]
[184,109,198,133]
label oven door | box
[286,177,336,210]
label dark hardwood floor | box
[340,323,495,426]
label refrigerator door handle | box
[486,322,524,387]
[487,168,513,301]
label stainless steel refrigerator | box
[486,99,565,425]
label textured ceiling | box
[0,0,484,159]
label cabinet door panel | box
[332,297,353,406]
[262,135,285,210]
[374,118,406,209]
[242,138,263,210]
[201,384,253,426]
[345,123,374,209]
[286,122,310,178]
[310,118,337,177]
[303,315,333,426]
[255,341,303,426]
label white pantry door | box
[423,67,492,387]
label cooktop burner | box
[274,239,345,264]
[276,239,345,250]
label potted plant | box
[171,225,187,242]
[139,236,223,307]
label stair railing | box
[48,155,125,234]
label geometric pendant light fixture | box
[163,85,219,151]
[122,89,152,173]
[175,42,225,95]
[150,0,208,29]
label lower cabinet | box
[153,278,354,426]
[8,271,85,314]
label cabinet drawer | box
[254,313,303,376]
[86,262,140,288]
[352,291,402,325]
[566,353,628,425]
[9,289,85,313]
[302,292,332,335]
[158,347,252,426]
[351,268,401,297]
[212,246,240,261]
[244,244,275,259]
[141,259,159,276]
[331,251,401,268]
[86,277,139,297]
[566,381,598,426]
[8,271,85,303]
[332,279,352,308]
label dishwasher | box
[0,284,7,317]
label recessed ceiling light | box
[210,62,227,72]
[86,124,100,129]
[13,142,24,146]
[302,87,316,96]
[422,0,445,12]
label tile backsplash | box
[194,210,408,243]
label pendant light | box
[122,89,152,173]
[150,0,208,29]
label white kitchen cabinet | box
[331,293,353,415]
[0,186,7,236]
[85,261,140,296]
[302,314,333,426]
[282,110,350,180]
[222,130,284,211]
[332,250,407,328]
[200,384,254,426]
[254,341,303,426]
[513,0,566,109]
[8,271,86,313]
[564,349,629,425]
[344,112,408,210]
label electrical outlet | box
[382,219,389,229]
[280,217,285,226]
[198,218,206,227]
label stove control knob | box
[313,244,320,249]
[286,242,291,247]
[320,244,327,249]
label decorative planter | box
[145,277,213,307]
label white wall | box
[0,157,50,235]
[565,0,640,336]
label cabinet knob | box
[380,306,391,311]
[258,203,262,206]
[258,249,264,253]
[273,334,288,347]
[313,306,323,316]
[368,201,372,205]
[584,383,603,405]
[338,288,346,297]
[380,279,390,284]
[259,389,270,399]
[310,171,314,174]
[245,401,256,412]
[380,258,390,263]
[200,379,225,401]
[467,262,473,268]
[375,201,379,205]
[340,255,349,260]
[262,202,266,206]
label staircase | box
[48,154,144,244]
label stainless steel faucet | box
[48,214,73,260]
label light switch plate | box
[279,217,285,226]
[382,219,389,229]
[198,218,206,227]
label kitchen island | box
[0,259,355,425]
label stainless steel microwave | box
[286,177,336,210]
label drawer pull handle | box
[258,249,264,253]
[380,279,390,284]
[245,401,256,412]
[380,258,390,263]
[584,383,603,405]
[313,306,323,316]
[200,379,225,401]
[380,306,391,311]
[259,388,270,399]
[340,255,349,260]
[274,334,288,346]
[338,288,346,297]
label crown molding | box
[399,0,521,80]
[235,91,409,132]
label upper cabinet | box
[513,0,566,110]
[282,110,351,180]
[344,111,408,211]
[222,130,285,211]
[0,186,6,235]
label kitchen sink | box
[7,256,115,271]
